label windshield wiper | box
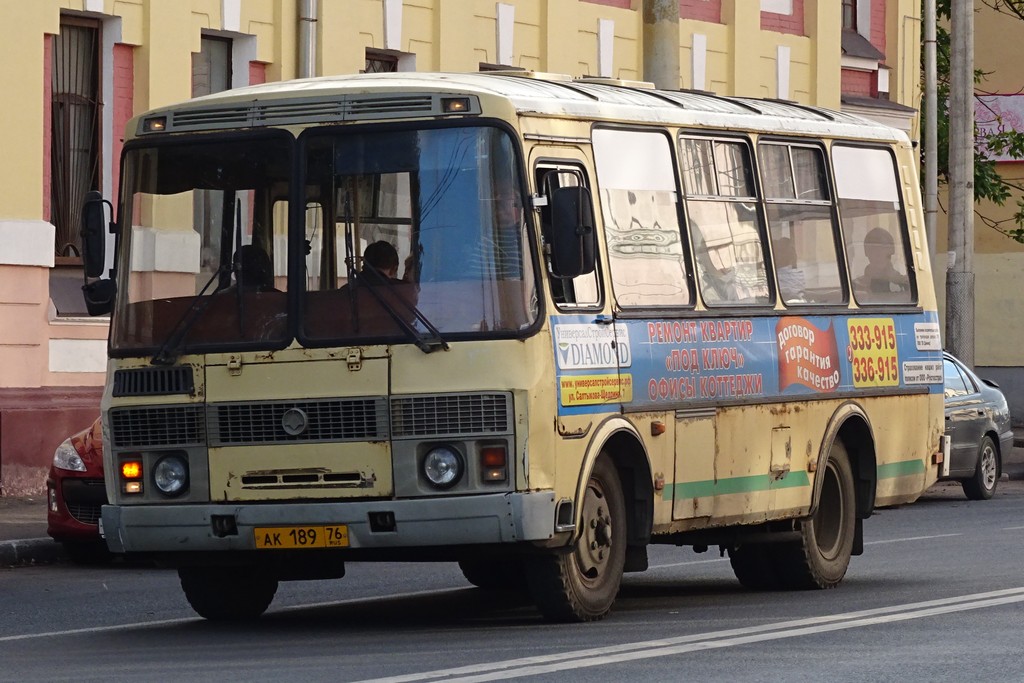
[150,265,230,365]
[356,267,448,354]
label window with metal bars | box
[364,50,398,74]
[50,17,101,262]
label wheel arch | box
[575,417,654,549]
[813,401,876,519]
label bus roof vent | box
[112,366,194,397]
[346,94,435,119]
[149,94,476,133]
[573,76,656,89]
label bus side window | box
[680,136,770,307]
[832,145,915,305]
[759,142,844,306]
[536,165,600,308]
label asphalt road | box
[2,479,1023,683]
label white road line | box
[1002,526,1024,531]
[0,587,466,643]
[352,587,1024,683]
[865,533,961,545]
[648,557,728,569]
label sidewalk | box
[0,494,65,566]
[4,445,1024,567]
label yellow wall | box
[0,0,918,394]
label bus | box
[81,71,946,622]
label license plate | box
[254,525,349,549]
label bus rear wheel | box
[526,454,626,622]
[179,566,278,620]
[775,440,856,589]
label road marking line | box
[649,558,728,568]
[865,533,961,545]
[0,587,466,643]
[1002,526,1024,531]
[352,587,1024,683]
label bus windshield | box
[112,133,292,356]
[111,125,538,356]
[300,125,538,342]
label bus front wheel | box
[526,454,627,622]
[179,566,278,620]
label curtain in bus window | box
[760,143,843,305]
[680,137,769,306]
[833,146,913,305]
[592,129,689,307]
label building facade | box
[0,0,917,493]
[932,3,1024,426]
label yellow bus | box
[82,71,945,622]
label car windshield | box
[299,125,538,343]
[112,133,292,356]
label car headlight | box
[423,446,463,489]
[153,455,189,496]
[52,439,86,472]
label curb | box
[0,538,66,567]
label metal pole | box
[642,0,680,89]
[924,0,938,258]
[299,0,318,79]
[946,0,975,365]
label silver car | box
[942,353,1015,499]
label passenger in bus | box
[356,240,403,284]
[773,237,806,303]
[227,244,278,292]
[856,227,909,296]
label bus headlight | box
[153,455,189,497]
[422,446,463,489]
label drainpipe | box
[642,0,680,89]
[924,0,937,259]
[299,0,318,79]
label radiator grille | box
[67,503,102,525]
[209,398,389,445]
[390,393,510,437]
[109,405,205,448]
[113,366,194,397]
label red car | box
[46,417,110,562]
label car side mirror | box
[549,185,596,278]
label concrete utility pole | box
[642,0,680,89]
[299,0,318,79]
[946,0,975,365]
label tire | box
[525,454,627,622]
[962,435,1000,501]
[728,543,783,591]
[772,440,856,590]
[179,566,278,620]
[458,558,528,591]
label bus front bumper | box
[101,490,560,554]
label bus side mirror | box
[80,190,116,316]
[549,185,596,278]
[81,190,111,278]
[83,278,116,316]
